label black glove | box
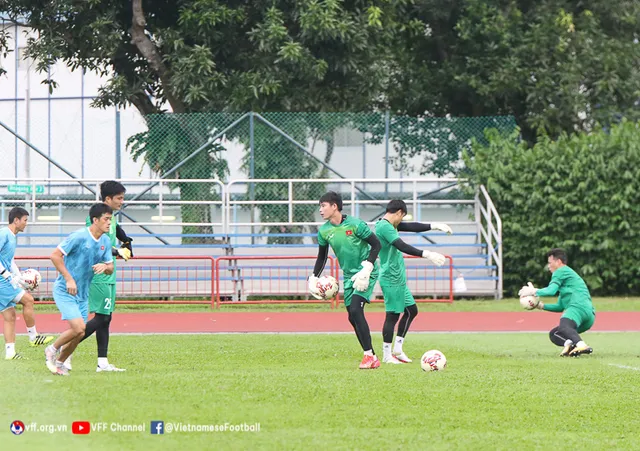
[120,237,133,258]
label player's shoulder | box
[375,218,393,231]
[0,227,10,238]
[344,215,367,227]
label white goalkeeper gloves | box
[422,250,446,266]
[1,269,28,290]
[308,275,323,300]
[430,223,453,235]
[350,261,374,292]
[518,282,537,298]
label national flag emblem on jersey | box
[346,230,353,236]
[101,246,105,250]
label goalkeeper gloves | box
[422,250,446,266]
[430,223,453,235]
[308,275,323,300]
[114,247,132,261]
[1,269,28,290]
[121,237,133,257]
[350,261,374,292]
[518,282,537,298]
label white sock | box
[564,339,573,347]
[383,343,392,358]
[363,350,373,357]
[26,326,37,341]
[394,336,405,353]
[6,343,15,357]
[98,357,109,368]
[576,341,586,348]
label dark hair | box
[386,199,407,215]
[319,191,343,211]
[89,203,113,223]
[8,207,29,224]
[100,180,126,202]
[546,248,568,264]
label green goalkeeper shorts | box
[343,272,378,307]
[88,284,116,315]
[562,305,595,334]
[381,284,416,314]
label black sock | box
[81,313,110,342]
[383,312,400,343]
[549,318,581,346]
[348,295,374,354]
[397,304,419,338]
[96,314,112,358]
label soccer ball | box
[421,350,447,372]
[21,268,41,291]
[316,275,339,300]
[519,295,539,310]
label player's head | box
[8,207,29,233]
[385,199,408,226]
[546,248,567,273]
[319,192,343,220]
[100,181,126,211]
[89,203,113,234]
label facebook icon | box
[151,421,164,435]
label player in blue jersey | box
[0,207,53,360]
[44,203,114,376]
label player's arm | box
[363,234,381,264]
[115,224,133,258]
[397,221,452,234]
[93,261,114,275]
[308,234,329,299]
[534,282,562,311]
[349,224,381,291]
[50,247,78,295]
[390,238,447,266]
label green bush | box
[464,121,640,296]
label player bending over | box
[0,207,53,360]
[309,192,382,369]
[375,200,451,364]
[519,248,595,357]
[45,203,114,376]
[69,180,131,373]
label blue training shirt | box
[54,228,113,300]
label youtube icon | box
[72,421,91,435]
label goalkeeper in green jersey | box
[309,192,382,369]
[375,200,450,364]
[519,248,595,357]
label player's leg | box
[394,287,418,362]
[381,285,403,364]
[569,308,595,357]
[551,314,589,357]
[2,305,21,360]
[94,285,123,372]
[46,288,85,375]
[16,291,53,346]
[350,274,380,369]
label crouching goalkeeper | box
[519,248,595,357]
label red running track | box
[2,311,639,333]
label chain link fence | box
[126,112,515,242]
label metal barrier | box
[16,256,216,307]
[215,255,338,308]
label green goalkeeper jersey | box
[317,215,378,278]
[375,219,406,286]
[537,265,593,312]
[86,214,117,284]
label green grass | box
[27,296,640,313]
[3,333,640,450]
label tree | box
[464,121,640,296]
[1,0,403,240]
[387,0,640,143]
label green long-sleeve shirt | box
[536,265,593,313]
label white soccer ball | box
[21,268,41,291]
[421,350,447,372]
[520,295,539,310]
[316,275,339,300]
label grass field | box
[3,333,640,450]
[27,296,640,313]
